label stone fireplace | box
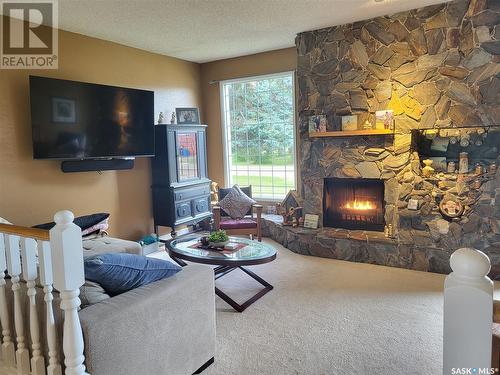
[323,178,385,231]
[261,0,500,279]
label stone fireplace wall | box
[290,0,500,276]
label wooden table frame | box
[213,265,273,312]
[167,239,276,312]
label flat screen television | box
[30,76,154,160]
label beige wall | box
[200,48,297,188]
[0,25,201,239]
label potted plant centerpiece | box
[208,230,229,248]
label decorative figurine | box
[279,206,304,226]
[277,190,303,225]
[210,181,219,206]
[363,120,372,130]
[459,152,468,174]
[157,112,164,124]
[170,112,176,124]
[447,161,456,173]
[489,163,497,174]
[199,236,210,246]
[422,159,434,177]
[475,163,483,175]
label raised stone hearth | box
[290,0,500,278]
[262,215,452,275]
[263,162,500,280]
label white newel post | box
[0,233,15,365]
[38,240,62,375]
[443,248,493,375]
[20,238,45,375]
[49,211,88,375]
[5,234,30,375]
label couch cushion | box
[34,212,110,234]
[80,280,110,308]
[220,218,257,230]
[84,253,182,296]
[81,217,109,236]
[218,185,256,219]
[82,235,143,258]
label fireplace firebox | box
[323,178,385,231]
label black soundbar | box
[61,158,134,173]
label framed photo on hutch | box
[175,107,200,124]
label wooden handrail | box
[0,210,86,375]
[0,224,50,241]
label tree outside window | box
[221,72,295,200]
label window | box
[220,72,296,201]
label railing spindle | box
[5,234,30,374]
[0,233,15,365]
[38,240,62,375]
[21,238,45,375]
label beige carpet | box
[197,239,497,375]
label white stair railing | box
[21,237,45,375]
[443,247,493,375]
[38,240,62,375]
[0,233,15,366]
[49,211,87,375]
[5,233,30,375]
[0,211,88,375]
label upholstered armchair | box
[212,186,263,241]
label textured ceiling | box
[56,0,449,63]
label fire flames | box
[343,199,376,211]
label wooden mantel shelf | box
[309,129,393,137]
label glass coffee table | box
[167,232,277,312]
